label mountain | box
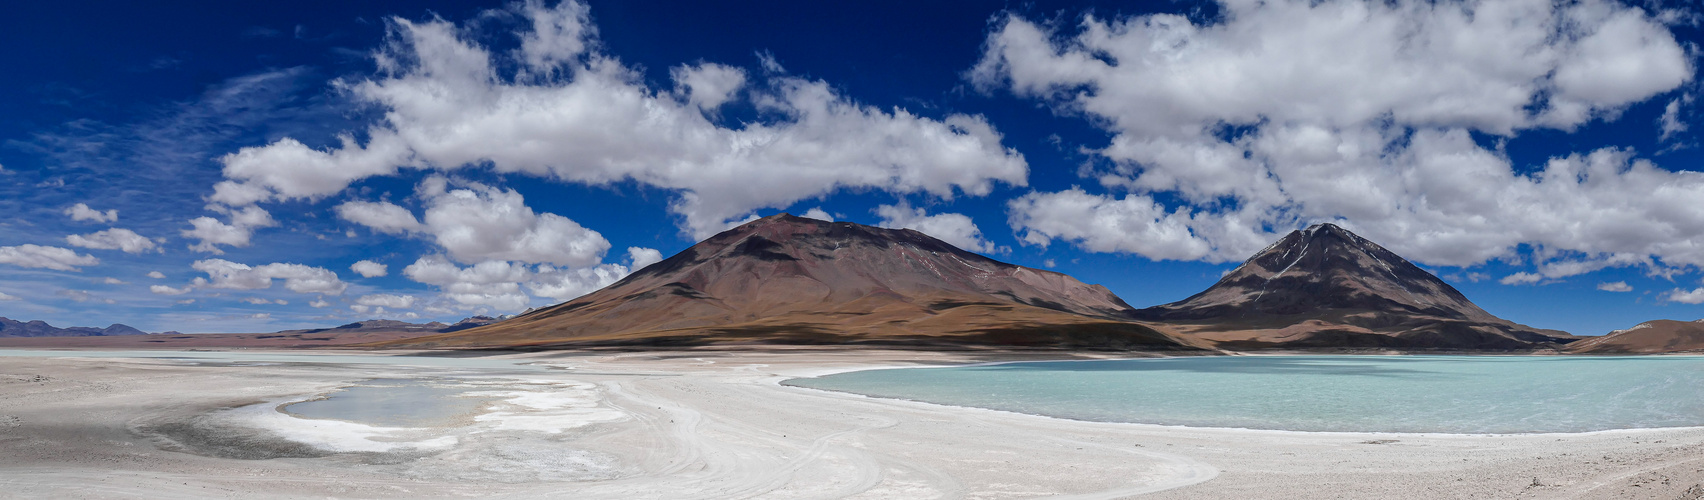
[0,316,501,348]
[1132,223,1575,350]
[0,317,151,337]
[1565,320,1704,354]
[375,214,1206,350]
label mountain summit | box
[1135,223,1574,350]
[380,214,1204,350]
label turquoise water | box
[787,356,1704,434]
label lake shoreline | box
[4,348,1704,498]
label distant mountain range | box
[0,317,153,337]
[1566,320,1704,354]
[14,215,1704,353]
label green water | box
[787,356,1704,434]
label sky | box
[3,0,1704,335]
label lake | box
[787,355,1704,434]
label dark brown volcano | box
[1134,224,1575,350]
[377,214,1206,350]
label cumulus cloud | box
[1598,281,1633,292]
[64,203,117,223]
[213,0,1026,239]
[335,201,422,234]
[977,0,1700,274]
[403,255,532,311]
[101,277,126,285]
[0,245,100,271]
[355,293,417,309]
[800,208,835,222]
[182,205,277,253]
[150,284,193,295]
[876,203,1001,253]
[1665,288,1704,304]
[66,228,158,254]
[309,297,331,308]
[0,292,17,301]
[147,271,166,279]
[626,247,663,271]
[190,259,347,295]
[350,260,389,278]
[339,178,611,267]
[241,297,287,305]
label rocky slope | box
[376,214,1205,350]
[0,317,150,337]
[1566,320,1704,354]
[1133,224,1575,350]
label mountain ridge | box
[374,214,1206,350]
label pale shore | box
[2,348,1703,499]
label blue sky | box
[3,0,1704,334]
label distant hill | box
[0,317,151,337]
[1566,320,1704,354]
[1132,224,1576,351]
[374,214,1206,351]
[0,316,498,348]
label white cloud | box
[213,1,1026,239]
[417,178,610,266]
[876,202,1001,254]
[0,292,17,301]
[0,244,99,271]
[528,262,627,300]
[404,255,532,311]
[673,63,747,112]
[340,179,611,267]
[58,290,113,304]
[355,293,417,309]
[1660,96,1691,141]
[335,200,423,234]
[978,0,1701,273]
[150,285,193,296]
[626,247,663,271]
[1006,189,1215,261]
[309,297,330,308]
[101,277,126,285]
[1500,272,1544,285]
[64,203,117,223]
[241,297,287,305]
[800,208,835,222]
[190,259,347,295]
[66,228,158,254]
[147,271,167,279]
[350,260,389,278]
[1665,288,1704,304]
[182,205,277,253]
[1598,281,1633,292]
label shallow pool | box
[282,379,493,427]
[787,355,1704,434]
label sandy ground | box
[2,349,1704,499]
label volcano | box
[378,214,1206,350]
[1133,223,1575,350]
